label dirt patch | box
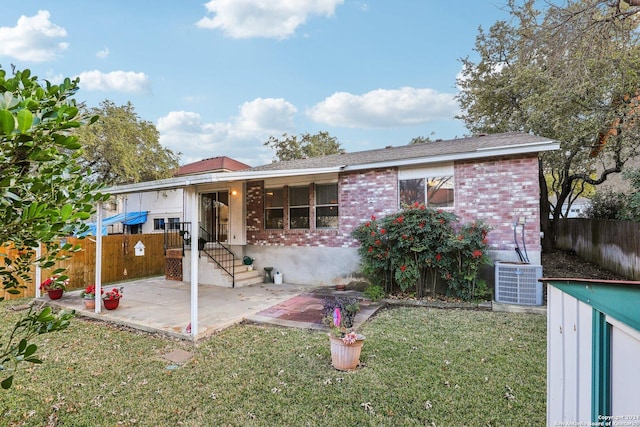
[542,249,628,281]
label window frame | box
[315,183,339,229]
[264,187,285,229]
[288,186,310,229]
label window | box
[399,176,454,208]
[316,183,338,228]
[289,186,309,229]
[426,176,454,208]
[167,217,181,230]
[399,179,425,207]
[265,188,284,229]
[154,218,165,230]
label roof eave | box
[103,166,346,195]
[341,140,560,172]
[103,140,559,195]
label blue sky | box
[0,1,511,167]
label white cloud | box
[96,46,110,59]
[196,0,344,39]
[307,87,459,128]
[77,70,150,93]
[0,10,68,62]
[156,98,297,166]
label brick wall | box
[246,157,541,253]
[245,168,398,248]
[455,154,541,252]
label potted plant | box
[40,275,69,300]
[323,304,365,371]
[323,296,360,328]
[80,285,102,309]
[102,287,123,310]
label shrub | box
[352,204,492,301]
[363,285,385,301]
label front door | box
[201,191,229,243]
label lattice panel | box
[165,257,182,281]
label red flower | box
[436,254,442,261]
[400,265,407,272]
[402,234,407,240]
[472,250,483,258]
[414,201,420,208]
[380,228,386,234]
[420,205,426,210]
[368,246,374,253]
[395,216,404,224]
[371,215,376,220]
[371,231,376,237]
[375,239,382,246]
[365,222,370,227]
[419,222,425,228]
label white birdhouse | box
[134,240,145,256]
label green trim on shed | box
[591,309,610,422]
[549,281,640,333]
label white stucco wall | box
[243,246,361,286]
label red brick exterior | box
[455,154,541,252]
[245,168,398,248]
[246,156,541,253]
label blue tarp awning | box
[83,211,148,236]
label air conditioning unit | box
[495,261,543,306]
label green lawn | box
[0,301,546,426]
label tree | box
[456,0,640,251]
[76,100,180,185]
[0,66,108,388]
[264,131,345,161]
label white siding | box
[609,316,640,415]
[547,286,592,425]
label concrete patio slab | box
[38,276,320,341]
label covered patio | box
[38,277,321,341]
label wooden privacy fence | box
[1,234,166,300]
[556,218,640,280]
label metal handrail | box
[198,226,236,287]
[163,222,236,286]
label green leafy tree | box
[456,0,640,251]
[0,66,107,388]
[408,133,435,145]
[264,131,345,161]
[76,100,181,185]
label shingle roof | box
[174,156,251,176]
[249,132,555,171]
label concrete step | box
[234,274,264,288]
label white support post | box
[34,244,42,299]
[188,186,199,338]
[94,202,103,313]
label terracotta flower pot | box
[84,297,96,310]
[46,289,64,300]
[103,298,121,310]
[328,334,364,371]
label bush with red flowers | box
[352,204,491,301]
